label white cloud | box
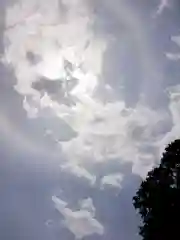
[4,0,106,96]
[155,0,170,16]
[159,35,180,154]
[52,196,67,211]
[78,198,95,216]
[171,36,180,46]
[166,52,180,61]
[23,96,38,118]
[100,173,124,189]
[60,163,96,186]
[157,84,180,155]
[3,1,180,239]
[165,36,180,61]
[3,0,179,183]
[52,196,104,239]
[60,101,168,178]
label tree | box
[133,139,180,240]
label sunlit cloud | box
[3,0,176,181]
[3,0,180,238]
[2,0,180,196]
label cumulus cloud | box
[52,196,104,239]
[100,173,124,189]
[3,1,180,239]
[4,0,106,94]
[3,1,180,240]
[60,101,169,178]
[3,0,179,183]
[3,0,107,174]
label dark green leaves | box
[133,139,180,240]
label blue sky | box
[0,0,180,239]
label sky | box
[1,0,180,239]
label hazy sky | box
[1,0,180,239]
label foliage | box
[133,139,180,240]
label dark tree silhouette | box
[133,139,180,240]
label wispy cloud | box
[166,53,180,61]
[165,35,180,61]
[155,0,170,16]
[52,196,104,239]
[60,163,96,186]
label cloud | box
[171,35,180,46]
[100,173,124,189]
[3,1,180,239]
[166,52,180,61]
[3,0,106,95]
[158,35,180,153]
[78,198,95,216]
[52,196,104,239]
[60,163,96,186]
[157,84,180,154]
[155,0,170,16]
[2,0,179,183]
[165,35,180,61]
[60,101,169,178]
[52,196,68,211]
